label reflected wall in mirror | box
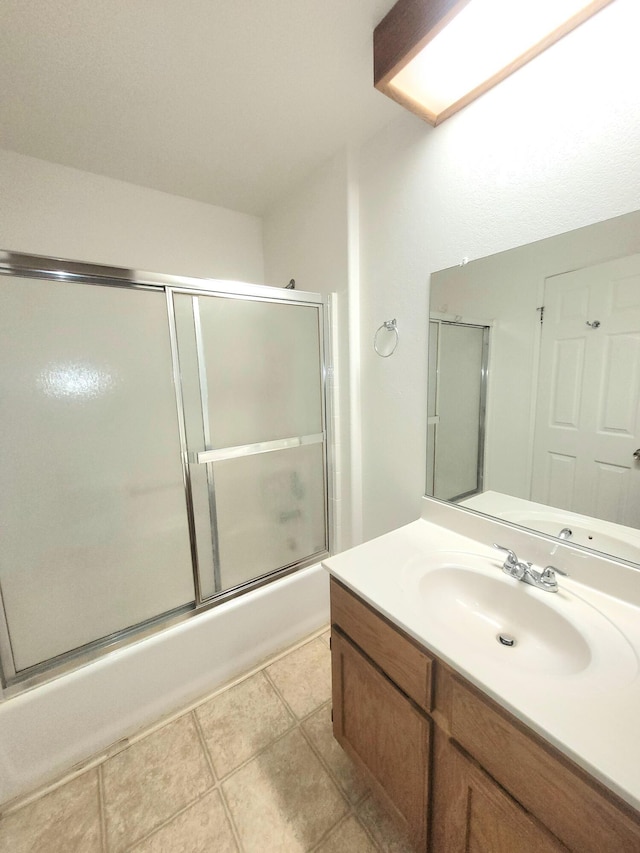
[427,209,640,566]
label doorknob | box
[634,449,640,461]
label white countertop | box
[323,507,640,812]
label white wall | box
[0,149,264,281]
[263,150,354,549]
[358,0,640,540]
[262,149,348,296]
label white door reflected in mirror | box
[532,254,640,527]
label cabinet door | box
[331,629,429,851]
[449,676,640,852]
[438,741,568,853]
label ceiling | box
[0,0,401,216]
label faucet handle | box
[493,544,528,579]
[542,565,569,583]
[542,566,569,578]
[493,543,517,565]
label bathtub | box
[0,563,329,806]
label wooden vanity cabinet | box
[330,577,640,853]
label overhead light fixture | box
[374,0,615,125]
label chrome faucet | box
[558,527,573,540]
[493,544,568,593]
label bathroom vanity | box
[324,501,640,852]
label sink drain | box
[497,633,516,647]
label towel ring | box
[374,319,399,357]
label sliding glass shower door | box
[171,290,328,600]
[0,258,331,689]
[0,276,195,677]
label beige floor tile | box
[131,789,238,853]
[357,794,415,853]
[314,815,379,853]
[103,713,213,852]
[223,727,348,852]
[0,770,101,853]
[302,703,369,803]
[196,671,293,777]
[266,638,332,718]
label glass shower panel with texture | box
[0,258,331,689]
[0,275,196,679]
[426,320,489,502]
[171,291,329,599]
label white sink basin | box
[403,551,638,689]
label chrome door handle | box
[192,433,325,464]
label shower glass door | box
[0,275,195,678]
[171,289,329,600]
[0,259,332,690]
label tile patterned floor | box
[0,629,414,852]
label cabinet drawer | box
[330,578,433,712]
[449,676,640,853]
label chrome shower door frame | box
[0,251,334,693]
[166,282,333,608]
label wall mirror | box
[427,209,640,567]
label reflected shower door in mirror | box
[426,319,489,502]
[171,290,329,600]
[427,209,640,566]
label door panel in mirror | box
[532,257,640,527]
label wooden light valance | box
[374,0,615,126]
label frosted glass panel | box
[197,296,323,447]
[212,444,327,591]
[433,323,486,501]
[172,290,328,600]
[0,277,195,671]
